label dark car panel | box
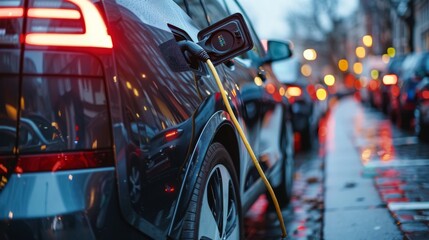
[103,0,246,237]
[0,0,294,239]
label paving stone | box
[394,213,417,223]
[400,222,429,233]
[405,232,429,240]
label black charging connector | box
[177,40,210,63]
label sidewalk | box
[323,97,402,240]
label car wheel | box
[272,121,295,208]
[128,153,143,205]
[397,110,412,130]
[181,143,242,240]
[387,104,397,123]
[416,108,429,141]
[300,120,313,151]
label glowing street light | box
[338,59,348,72]
[387,47,396,58]
[301,64,312,77]
[316,88,327,101]
[362,35,373,47]
[303,49,317,61]
[324,74,335,86]
[355,47,366,58]
[353,62,363,74]
[382,54,390,63]
[254,76,263,86]
[371,69,379,79]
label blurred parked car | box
[393,52,429,129]
[414,56,429,140]
[0,0,294,239]
[360,56,387,109]
[273,58,328,151]
[382,55,407,119]
[285,80,316,150]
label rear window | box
[19,76,111,153]
[0,77,19,154]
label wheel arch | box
[212,122,241,180]
[167,110,242,238]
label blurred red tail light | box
[421,90,429,100]
[383,74,398,85]
[368,79,379,91]
[25,0,112,48]
[306,84,317,100]
[391,85,400,97]
[266,83,276,95]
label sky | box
[239,0,359,83]
[240,0,359,40]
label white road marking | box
[392,136,419,145]
[354,136,419,148]
[388,202,429,211]
[364,159,429,169]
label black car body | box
[394,52,429,129]
[0,0,294,239]
[273,56,327,151]
[286,80,328,151]
[382,55,406,119]
[414,53,429,140]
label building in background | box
[390,0,429,54]
[414,0,429,52]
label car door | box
[102,0,238,238]
[179,0,290,209]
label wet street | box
[245,95,429,239]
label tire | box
[388,104,397,123]
[128,152,144,207]
[271,121,294,208]
[300,120,313,151]
[416,108,429,141]
[181,143,242,240]
[397,110,412,130]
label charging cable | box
[206,59,287,238]
[178,40,288,238]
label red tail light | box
[383,74,398,85]
[368,79,379,91]
[25,0,112,48]
[391,85,400,97]
[422,90,429,100]
[306,84,316,100]
[15,150,114,173]
[0,8,23,18]
[266,83,276,95]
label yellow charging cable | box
[206,59,288,238]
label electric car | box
[0,0,294,239]
[180,0,297,209]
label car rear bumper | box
[419,102,429,125]
[0,168,114,218]
[0,168,127,239]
